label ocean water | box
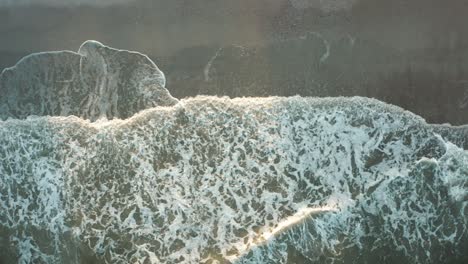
[0,42,467,264]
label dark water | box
[2,0,468,125]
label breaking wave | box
[0,42,467,264]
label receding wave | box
[0,42,467,263]
[0,40,177,121]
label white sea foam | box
[0,96,467,263]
